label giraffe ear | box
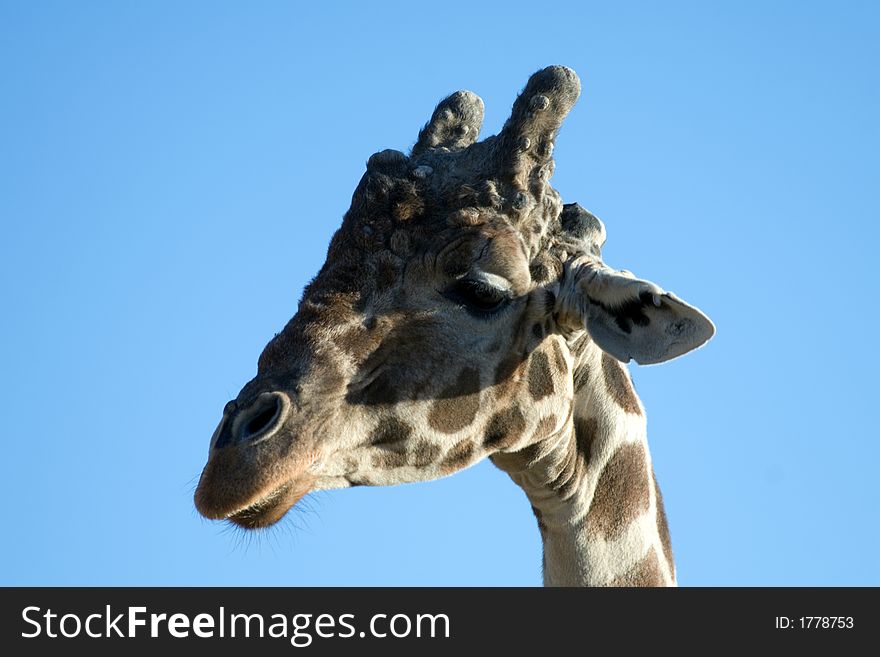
[558,259,715,365]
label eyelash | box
[446,279,511,318]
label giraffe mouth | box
[225,477,315,529]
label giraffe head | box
[194,66,714,529]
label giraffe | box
[194,66,714,586]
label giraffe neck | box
[496,340,675,586]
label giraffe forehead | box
[313,217,534,316]
[432,221,531,294]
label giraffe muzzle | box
[195,389,316,525]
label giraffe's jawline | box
[225,477,313,530]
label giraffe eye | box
[449,279,511,316]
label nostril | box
[236,393,286,444]
[245,405,278,437]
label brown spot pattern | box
[494,353,521,385]
[516,442,542,467]
[372,451,408,469]
[572,362,590,391]
[427,368,481,433]
[368,417,413,446]
[439,440,475,474]
[493,350,529,401]
[601,354,642,415]
[483,406,527,450]
[410,440,442,468]
[547,415,600,500]
[574,416,599,467]
[368,418,412,469]
[585,441,651,538]
[609,549,664,587]
[528,351,554,400]
[653,473,674,569]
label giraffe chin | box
[225,478,314,530]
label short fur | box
[194,66,714,586]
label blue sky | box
[1,1,877,586]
